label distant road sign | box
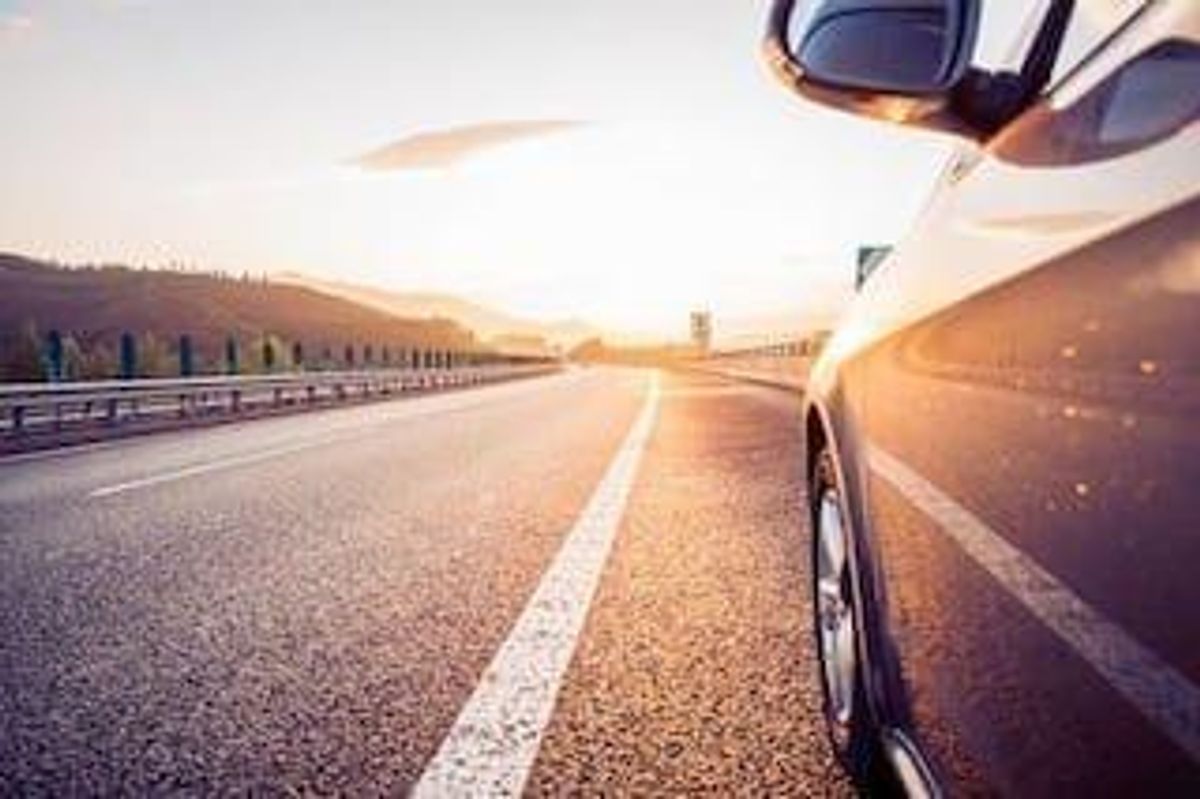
[856,246,893,290]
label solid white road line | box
[412,371,660,798]
[84,371,587,499]
[868,444,1200,763]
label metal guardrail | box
[0,364,557,436]
[685,334,829,392]
[707,340,817,360]
[691,345,813,393]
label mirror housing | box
[765,0,1076,139]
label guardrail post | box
[120,332,137,381]
[179,334,194,377]
[226,337,239,375]
[262,339,276,373]
[11,404,25,434]
[46,330,64,383]
[107,397,119,425]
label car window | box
[991,39,1200,167]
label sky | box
[0,0,1043,340]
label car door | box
[842,4,1200,793]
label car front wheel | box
[811,447,888,789]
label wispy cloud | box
[0,12,33,34]
[354,120,585,172]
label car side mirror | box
[765,0,1076,139]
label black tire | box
[811,447,894,793]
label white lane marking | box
[868,444,1200,763]
[83,371,587,499]
[413,371,660,798]
[0,439,124,467]
[87,438,344,498]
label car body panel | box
[862,196,1200,793]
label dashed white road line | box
[868,443,1200,763]
[412,371,660,798]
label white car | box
[766,0,1200,794]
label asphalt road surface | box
[0,367,851,795]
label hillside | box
[0,254,478,380]
[276,273,603,350]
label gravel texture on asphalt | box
[0,370,644,794]
[0,368,853,795]
[527,372,852,796]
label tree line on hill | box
[0,253,536,383]
[0,321,499,382]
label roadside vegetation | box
[0,254,484,382]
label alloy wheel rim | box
[817,487,857,727]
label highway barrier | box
[689,340,819,392]
[0,363,558,447]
